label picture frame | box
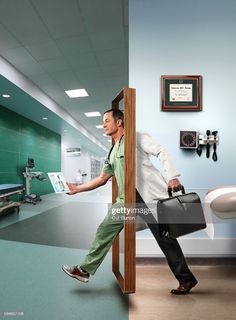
[161,75,202,111]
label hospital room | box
[0,1,236,320]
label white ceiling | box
[0,0,128,153]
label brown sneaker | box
[62,265,90,283]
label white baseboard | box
[136,238,236,257]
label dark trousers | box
[136,190,196,283]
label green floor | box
[0,189,128,320]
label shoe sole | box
[62,266,89,283]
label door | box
[111,88,136,294]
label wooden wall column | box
[111,88,136,294]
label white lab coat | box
[136,133,211,238]
[136,132,180,205]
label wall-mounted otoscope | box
[206,130,211,158]
[212,131,218,162]
[180,130,219,161]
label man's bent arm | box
[137,132,181,180]
[67,171,113,195]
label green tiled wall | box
[0,105,61,196]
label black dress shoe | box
[170,279,198,295]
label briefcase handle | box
[168,185,186,197]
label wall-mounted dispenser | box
[180,130,219,161]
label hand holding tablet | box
[48,172,70,193]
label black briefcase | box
[157,186,206,238]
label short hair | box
[104,108,124,127]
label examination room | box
[0,0,236,320]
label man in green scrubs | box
[62,109,125,282]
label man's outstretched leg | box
[62,203,123,282]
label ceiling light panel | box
[65,89,89,98]
[84,112,101,117]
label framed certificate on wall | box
[161,75,202,111]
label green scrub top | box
[102,136,124,203]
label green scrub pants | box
[80,203,124,275]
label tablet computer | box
[48,172,70,193]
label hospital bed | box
[0,184,24,216]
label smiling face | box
[103,111,121,136]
